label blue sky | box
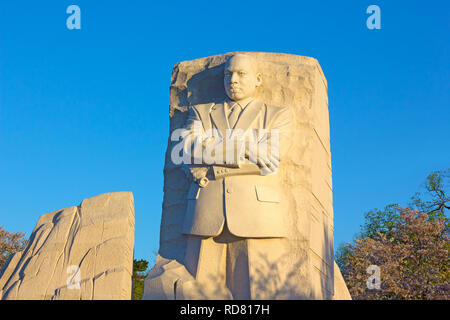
[0,1,448,264]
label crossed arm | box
[180,106,293,181]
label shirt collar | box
[226,97,254,110]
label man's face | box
[224,55,261,102]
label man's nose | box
[230,73,239,83]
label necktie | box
[228,103,242,129]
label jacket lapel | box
[233,99,263,131]
[210,102,229,135]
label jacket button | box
[226,187,232,194]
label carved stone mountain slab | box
[0,192,135,300]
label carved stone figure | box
[181,54,293,238]
[178,54,293,299]
[144,52,351,300]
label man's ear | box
[255,72,262,87]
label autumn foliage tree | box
[337,169,449,300]
[0,226,28,269]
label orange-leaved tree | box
[0,226,28,270]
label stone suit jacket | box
[181,99,293,238]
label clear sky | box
[0,1,448,264]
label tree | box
[411,169,449,223]
[356,169,449,241]
[132,259,149,300]
[341,208,448,299]
[359,203,400,239]
[337,169,449,299]
[0,226,28,269]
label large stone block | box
[144,52,350,299]
[0,192,135,300]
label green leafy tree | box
[359,203,400,239]
[132,259,149,300]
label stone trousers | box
[183,223,287,300]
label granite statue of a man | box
[152,54,294,299]
[144,52,351,300]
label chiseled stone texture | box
[144,52,351,299]
[333,261,352,300]
[0,192,135,300]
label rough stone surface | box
[0,192,135,300]
[143,52,350,299]
[333,261,352,300]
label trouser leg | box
[182,228,287,300]
[185,234,227,283]
[225,238,251,299]
[211,223,251,299]
[225,238,287,300]
[181,234,232,299]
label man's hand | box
[189,166,209,181]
